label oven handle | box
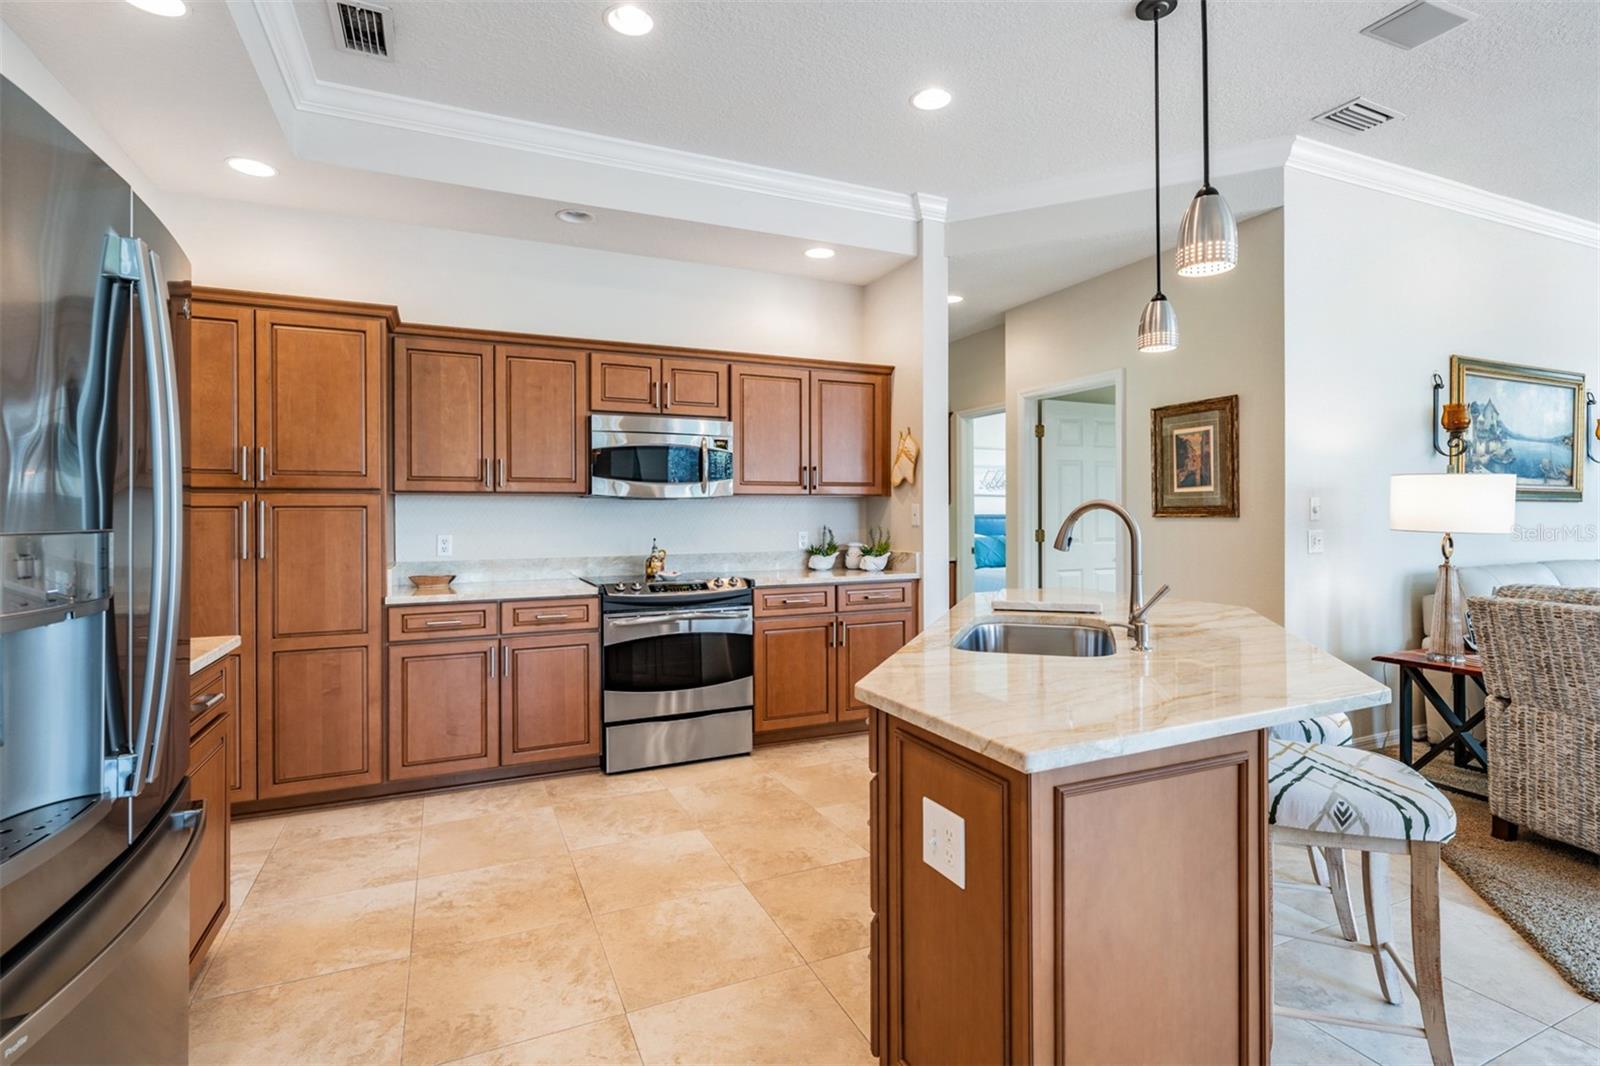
[610,608,751,626]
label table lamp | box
[1390,473,1517,662]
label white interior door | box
[1039,399,1119,593]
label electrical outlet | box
[921,796,965,889]
[798,530,810,550]
[911,504,922,528]
[1307,529,1325,555]
[436,534,454,558]
[1309,495,1322,521]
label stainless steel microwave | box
[589,414,735,499]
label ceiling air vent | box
[329,1,392,59]
[1360,1,1476,51]
[1311,97,1404,135]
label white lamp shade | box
[1390,473,1516,534]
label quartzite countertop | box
[384,578,596,606]
[749,566,920,588]
[189,635,241,675]
[855,589,1389,773]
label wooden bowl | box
[407,574,456,589]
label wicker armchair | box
[1469,586,1600,854]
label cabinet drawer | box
[388,603,499,641]
[189,654,236,736]
[501,598,597,634]
[838,582,913,613]
[755,586,835,616]
[187,711,229,979]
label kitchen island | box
[855,590,1389,1066]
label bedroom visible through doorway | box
[954,407,1007,600]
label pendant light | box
[1175,0,1238,276]
[1136,0,1178,354]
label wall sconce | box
[1432,373,1470,458]
[1588,391,1598,464]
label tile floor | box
[192,734,1597,1065]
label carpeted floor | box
[1383,746,1600,1000]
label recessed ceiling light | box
[804,247,836,260]
[125,0,187,16]
[947,294,964,305]
[225,157,277,178]
[910,87,952,111]
[556,209,595,224]
[605,4,653,36]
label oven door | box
[590,416,734,499]
[601,606,753,723]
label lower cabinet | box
[754,616,837,732]
[187,691,231,981]
[387,639,500,780]
[501,633,602,765]
[836,611,917,723]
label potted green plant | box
[860,526,892,572]
[806,526,840,571]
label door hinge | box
[1033,423,1045,439]
[1034,528,1045,544]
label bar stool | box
[1269,712,1355,894]
[1267,738,1457,1066]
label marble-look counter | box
[854,590,1388,774]
[385,578,596,606]
[190,635,241,675]
[751,566,921,587]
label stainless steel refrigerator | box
[1,77,202,1065]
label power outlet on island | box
[922,796,966,889]
[436,534,454,558]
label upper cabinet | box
[731,363,889,496]
[591,352,730,418]
[496,346,587,493]
[187,302,255,488]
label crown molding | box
[1286,137,1600,249]
[913,193,949,223]
[238,0,920,223]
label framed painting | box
[1151,395,1238,517]
[1450,356,1584,502]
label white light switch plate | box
[921,797,965,889]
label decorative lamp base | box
[1425,559,1467,664]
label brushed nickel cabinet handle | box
[662,380,670,410]
[497,458,505,486]
[839,619,847,647]
[487,647,496,680]
[502,645,510,676]
[240,445,249,482]
[258,502,268,559]
[240,500,250,562]
[190,691,226,714]
[532,613,570,621]
[257,446,267,483]
[483,457,491,489]
[421,619,466,627]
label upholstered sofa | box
[1468,584,1600,853]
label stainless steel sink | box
[953,620,1117,658]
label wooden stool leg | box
[1490,816,1518,841]
[1362,851,1402,1005]
[1322,847,1359,942]
[1410,842,1453,1066]
[1307,845,1328,886]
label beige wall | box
[950,325,1005,412]
[1003,211,1287,621]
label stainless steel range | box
[586,574,754,773]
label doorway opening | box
[1017,371,1125,592]
[953,405,1006,601]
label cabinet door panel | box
[732,365,809,494]
[184,490,257,801]
[256,309,384,489]
[394,337,493,492]
[812,369,887,495]
[186,713,229,979]
[501,634,601,765]
[260,645,380,794]
[388,640,499,779]
[497,346,587,493]
[836,611,915,723]
[589,352,659,414]
[661,358,728,418]
[259,497,374,640]
[187,303,254,488]
[754,616,835,732]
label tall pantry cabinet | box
[184,291,393,802]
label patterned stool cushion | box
[1268,740,1457,844]
[1269,712,1354,746]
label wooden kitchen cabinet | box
[393,336,494,492]
[496,345,588,493]
[186,697,230,980]
[187,302,255,488]
[501,633,602,765]
[731,363,888,496]
[255,493,384,799]
[184,491,257,802]
[732,365,811,494]
[810,367,888,495]
[836,611,915,722]
[387,639,500,779]
[255,308,385,490]
[590,353,730,418]
[754,615,837,732]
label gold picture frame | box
[1449,355,1584,502]
[1151,395,1239,517]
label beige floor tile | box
[814,800,870,850]
[229,815,286,854]
[1271,1018,1376,1065]
[753,736,867,769]
[569,829,740,914]
[768,760,870,807]
[594,884,803,1010]
[700,809,866,882]
[418,807,565,878]
[809,949,869,1041]
[1554,1001,1600,1048]
[626,966,873,1065]
[422,778,552,827]
[248,828,420,905]
[1486,1028,1600,1065]
[649,754,763,787]
[666,774,814,828]
[273,796,423,849]
[747,859,870,961]
[197,881,416,999]
[413,856,589,953]
[189,959,409,1066]
[556,790,694,851]
[228,848,270,910]
[541,769,664,802]
[404,919,623,1066]
[448,1016,641,1065]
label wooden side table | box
[1372,649,1488,771]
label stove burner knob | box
[630,583,643,591]
[613,583,626,592]
[709,577,724,588]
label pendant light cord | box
[1153,9,1163,295]
[1201,0,1212,190]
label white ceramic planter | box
[859,554,890,572]
[807,552,840,571]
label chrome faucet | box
[1053,499,1169,651]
